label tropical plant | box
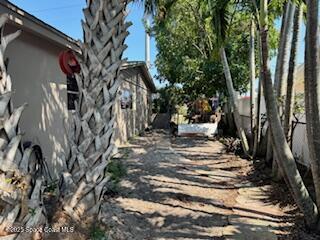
[0,15,47,239]
[264,0,294,167]
[154,0,251,100]
[252,28,262,157]
[274,1,295,98]
[283,4,302,140]
[270,1,295,177]
[249,19,256,147]
[209,0,251,156]
[59,0,161,224]
[258,0,319,228]
[304,0,320,210]
[60,0,132,221]
[153,85,184,114]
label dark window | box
[67,75,79,110]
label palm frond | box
[133,0,176,17]
[208,0,232,46]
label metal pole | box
[145,17,151,69]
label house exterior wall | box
[5,24,69,179]
[114,67,153,146]
[2,24,154,179]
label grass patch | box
[89,224,108,240]
[107,159,127,183]
[105,159,127,196]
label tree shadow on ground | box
[243,156,320,240]
[102,133,297,239]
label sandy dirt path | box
[101,132,291,240]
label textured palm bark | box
[283,6,302,140]
[220,47,250,157]
[253,29,261,157]
[274,1,295,97]
[305,0,320,210]
[271,1,295,177]
[249,19,255,150]
[266,1,292,165]
[259,0,319,228]
[265,130,273,162]
[0,15,47,240]
[61,0,132,221]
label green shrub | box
[107,159,127,183]
[105,159,127,196]
[89,225,108,240]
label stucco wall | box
[3,23,154,179]
[5,25,69,179]
[114,67,152,146]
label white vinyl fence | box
[237,96,310,167]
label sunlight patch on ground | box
[120,180,136,190]
[116,197,208,217]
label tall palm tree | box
[258,0,319,228]
[219,49,250,156]
[210,0,251,156]
[249,19,256,148]
[271,1,295,178]
[60,0,162,222]
[249,16,262,158]
[0,15,47,239]
[60,0,132,221]
[283,4,302,140]
[274,1,295,98]
[305,0,320,210]
[253,28,262,157]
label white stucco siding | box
[1,22,155,178]
[114,68,153,146]
[5,25,69,179]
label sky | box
[9,0,160,85]
[271,19,306,77]
[9,1,307,91]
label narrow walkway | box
[101,132,291,240]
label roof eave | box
[121,61,156,93]
[0,0,81,52]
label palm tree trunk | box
[250,19,256,148]
[271,1,295,177]
[0,15,47,239]
[274,1,295,97]
[305,0,320,210]
[253,29,262,157]
[253,72,262,157]
[284,5,302,140]
[265,130,273,162]
[271,0,294,170]
[220,47,250,156]
[259,0,319,228]
[249,20,256,140]
[60,0,131,221]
